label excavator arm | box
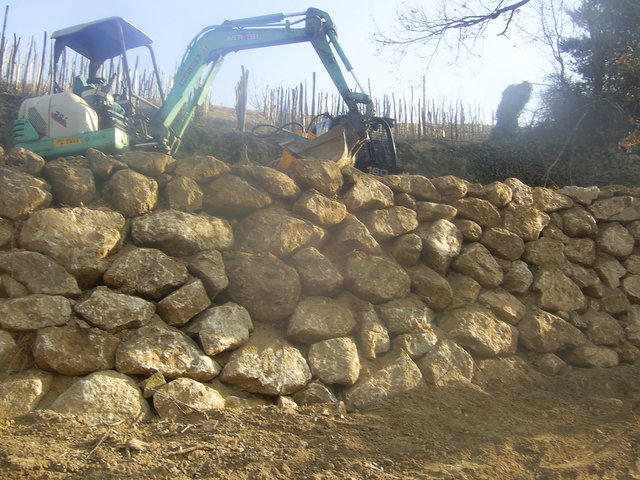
[151,8,374,155]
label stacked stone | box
[0,147,639,424]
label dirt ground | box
[0,357,639,480]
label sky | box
[2,0,558,119]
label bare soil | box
[1,358,638,480]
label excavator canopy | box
[51,16,152,64]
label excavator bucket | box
[279,125,353,169]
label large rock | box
[157,278,211,326]
[73,287,155,331]
[532,187,574,212]
[115,324,220,381]
[478,288,527,325]
[287,296,357,343]
[187,250,229,299]
[289,247,343,296]
[49,370,150,425]
[565,238,596,266]
[482,181,512,208]
[232,165,300,200]
[323,215,381,258]
[382,174,441,201]
[589,196,640,222]
[452,243,503,288]
[596,223,634,259]
[33,325,120,375]
[43,159,97,206]
[292,190,347,227]
[220,326,311,395]
[406,264,453,310]
[223,251,300,323]
[388,233,423,266]
[377,294,435,334]
[343,252,411,303]
[561,207,598,237]
[0,167,52,220]
[342,170,394,212]
[103,247,189,299]
[562,343,619,368]
[183,302,253,356]
[287,159,343,197]
[153,378,225,417]
[0,295,71,331]
[557,185,599,206]
[523,237,566,266]
[481,227,525,261]
[131,210,233,256]
[357,206,418,242]
[173,155,230,182]
[439,305,517,357]
[356,302,390,360]
[417,340,474,385]
[5,147,45,175]
[292,380,337,405]
[0,330,32,373]
[431,175,467,202]
[582,310,626,346]
[453,219,483,242]
[393,331,438,359]
[202,174,271,217]
[502,205,550,241]
[0,251,80,296]
[0,369,52,419]
[121,151,174,176]
[343,351,422,411]
[165,176,203,212]
[416,219,462,274]
[532,267,587,312]
[447,272,482,308]
[414,202,457,221]
[307,337,360,386]
[504,177,533,205]
[452,197,501,227]
[18,207,126,286]
[518,309,587,352]
[622,275,640,303]
[234,207,323,257]
[593,253,627,288]
[105,169,158,217]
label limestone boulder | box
[103,247,189,299]
[287,159,343,197]
[0,369,52,419]
[344,252,411,303]
[287,296,357,343]
[73,287,154,331]
[504,177,533,205]
[480,227,525,261]
[234,207,323,257]
[105,169,158,217]
[49,370,150,424]
[157,278,211,326]
[532,267,586,312]
[85,148,127,178]
[292,190,347,227]
[153,378,225,417]
[0,330,32,373]
[439,305,517,357]
[0,274,28,298]
[42,159,97,206]
[478,288,527,325]
[622,275,640,303]
[0,251,80,296]
[202,174,271,217]
[565,238,596,267]
[343,351,422,411]
[482,182,512,208]
[557,185,599,206]
[292,381,337,405]
[131,210,233,256]
[561,343,619,368]
[560,207,598,237]
[18,207,126,286]
[532,187,574,212]
[596,223,634,259]
[518,309,587,352]
[593,253,627,288]
[582,310,626,346]
[357,206,418,242]
[173,155,230,182]
[414,202,457,221]
[220,326,311,395]
[589,196,640,222]
[453,219,483,242]
[406,264,453,310]
[381,174,441,201]
[377,294,435,335]
[5,147,45,175]
[452,243,503,289]
[416,219,462,274]
[388,233,422,266]
[116,324,220,381]
[502,205,550,241]
[446,272,482,308]
[417,340,474,385]
[356,302,390,360]
[0,218,13,249]
[187,250,229,299]
[307,337,360,386]
[165,176,203,212]
[121,151,174,176]
[232,165,300,200]
[289,247,343,296]
[223,251,301,323]
[183,302,253,356]
[33,325,120,375]
[451,197,501,228]
[342,171,394,212]
[430,175,467,202]
[324,215,381,258]
[624,254,640,274]
[0,167,52,220]
[0,295,71,331]
[523,237,566,266]
[600,286,632,315]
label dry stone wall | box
[0,146,639,424]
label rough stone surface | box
[431,175,467,202]
[596,223,634,259]
[406,264,453,310]
[157,278,211,326]
[292,381,337,405]
[532,187,574,212]
[115,325,221,381]
[187,250,229,299]
[307,337,360,386]
[105,169,158,217]
[165,176,203,212]
[287,159,343,197]
[42,160,97,206]
[0,251,80,296]
[292,190,347,227]
[356,302,390,360]
[0,167,52,220]
[388,233,423,266]
[342,171,394,212]
[589,196,640,222]
[562,343,619,368]
[417,340,474,385]
[287,296,357,343]
[377,294,435,335]
[382,174,441,201]
[357,206,418,242]
[49,370,150,424]
[502,205,550,241]
[481,227,525,261]
[561,207,598,237]
[343,252,411,304]
[232,165,301,200]
[173,155,230,182]
[74,287,156,331]
[478,288,527,325]
[416,219,462,274]
[452,243,503,289]
[121,151,174,176]
[202,174,272,217]
[0,369,52,419]
[324,215,381,258]
[582,310,626,346]
[518,309,587,353]
[414,202,457,221]
[532,267,587,312]
[289,247,343,296]
[131,210,233,256]
[452,197,501,227]
[153,378,225,417]
[0,295,71,331]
